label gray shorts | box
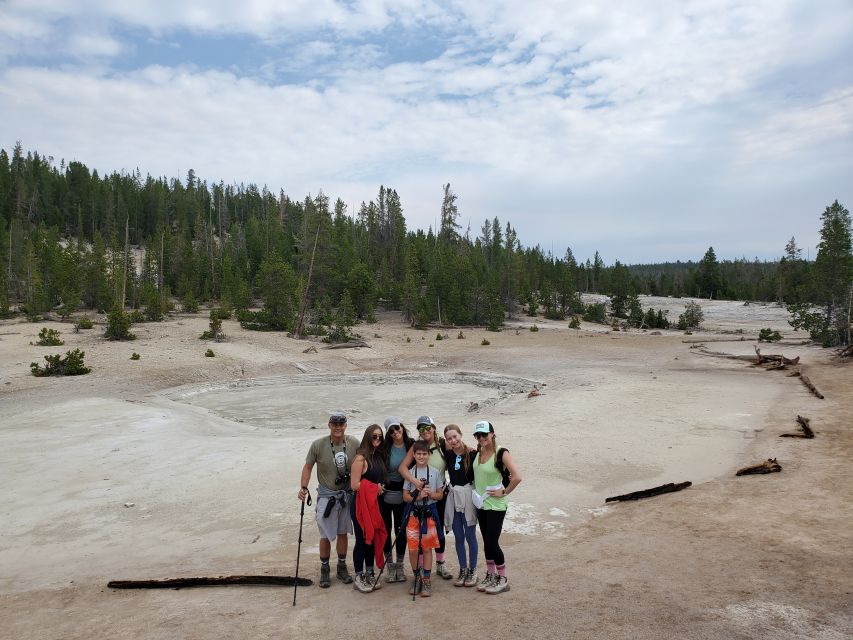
[315,495,353,541]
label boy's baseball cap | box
[472,421,493,435]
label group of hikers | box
[297,412,522,597]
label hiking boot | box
[477,572,495,592]
[464,569,478,588]
[486,575,510,594]
[435,561,453,580]
[366,569,381,590]
[409,575,422,596]
[336,562,353,584]
[353,573,372,593]
[420,577,432,597]
[395,561,407,582]
[319,564,331,588]
[454,567,467,587]
[384,561,398,583]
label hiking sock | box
[337,554,347,565]
[486,560,496,575]
[496,564,506,577]
[422,569,431,578]
[320,557,330,567]
[436,552,445,563]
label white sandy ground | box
[0,299,850,640]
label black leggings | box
[435,494,446,554]
[476,508,506,566]
[349,499,374,573]
[379,498,406,558]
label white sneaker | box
[477,572,496,592]
[464,569,478,587]
[454,567,467,587]
[485,575,510,594]
[353,573,372,593]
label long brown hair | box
[357,424,387,474]
[444,423,473,475]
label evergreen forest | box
[1,144,850,345]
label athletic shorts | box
[405,513,439,551]
[315,495,353,541]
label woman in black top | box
[350,423,387,593]
[443,423,479,587]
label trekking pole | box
[368,503,407,592]
[413,506,424,602]
[293,489,311,606]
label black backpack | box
[495,447,511,488]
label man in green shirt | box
[298,411,359,588]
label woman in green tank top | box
[472,420,522,595]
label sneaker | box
[366,569,381,590]
[421,577,432,597]
[336,562,353,584]
[409,575,422,596]
[353,573,372,593]
[477,572,495,592]
[319,564,331,588]
[464,569,478,588]
[435,561,453,580]
[385,561,398,583]
[395,562,407,583]
[485,575,510,594]
[454,568,467,587]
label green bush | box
[677,301,704,330]
[481,338,490,345]
[105,308,136,341]
[130,352,140,360]
[182,290,199,313]
[205,348,215,357]
[529,324,539,332]
[568,316,581,329]
[200,309,225,340]
[76,316,94,330]
[758,328,782,342]
[129,309,145,323]
[436,333,444,341]
[36,328,64,346]
[31,348,91,376]
[583,302,607,324]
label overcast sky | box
[1,1,851,264]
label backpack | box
[495,447,511,488]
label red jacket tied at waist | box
[355,479,387,569]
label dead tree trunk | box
[605,481,691,503]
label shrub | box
[205,348,215,357]
[569,316,581,329]
[435,333,444,341]
[30,348,91,376]
[182,291,199,313]
[677,301,704,330]
[76,316,94,330]
[36,328,64,346]
[130,352,140,360]
[200,309,225,340]
[530,324,539,332]
[481,338,490,345]
[406,336,411,343]
[105,308,136,341]
[129,309,145,323]
[758,328,782,342]
[583,302,607,324]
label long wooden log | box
[799,372,825,399]
[108,575,313,589]
[323,340,370,349]
[780,415,815,438]
[605,481,691,503]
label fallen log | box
[682,337,750,344]
[798,372,825,399]
[605,481,691,503]
[754,346,799,366]
[736,458,782,475]
[108,575,313,589]
[323,340,370,349]
[780,415,815,438]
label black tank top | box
[362,458,386,484]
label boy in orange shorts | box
[403,441,444,597]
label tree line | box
[0,144,849,345]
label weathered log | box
[799,372,825,399]
[736,458,782,475]
[323,340,370,349]
[682,337,750,344]
[605,481,691,503]
[780,415,815,438]
[108,575,313,589]
[754,346,799,366]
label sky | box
[1,1,851,264]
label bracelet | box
[301,486,308,491]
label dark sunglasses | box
[371,434,383,441]
[473,432,489,440]
[417,425,432,433]
[388,425,402,433]
[330,420,346,426]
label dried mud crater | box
[161,371,544,430]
